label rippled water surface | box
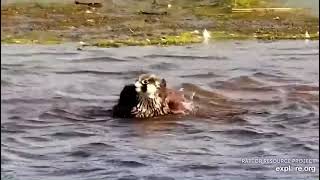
[1,41,319,180]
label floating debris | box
[168,4,172,8]
[79,41,86,45]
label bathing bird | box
[112,74,193,118]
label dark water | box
[1,41,319,180]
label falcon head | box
[113,73,193,118]
[134,74,166,98]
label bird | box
[112,74,193,118]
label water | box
[1,41,319,180]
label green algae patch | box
[210,31,252,40]
[92,39,149,48]
[158,32,202,45]
[234,0,269,8]
[92,32,202,48]
[2,37,62,44]
[209,31,319,41]
[1,31,63,45]
[193,6,230,17]
[210,31,319,40]
[255,32,319,40]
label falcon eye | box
[142,80,148,84]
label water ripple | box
[1,41,319,180]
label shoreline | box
[1,2,319,47]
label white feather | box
[146,84,157,98]
[135,81,142,88]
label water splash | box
[305,31,310,39]
[202,29,211,44]
[304,31,310,44]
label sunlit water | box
[1,40,319,180]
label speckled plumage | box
[132,92,170,118]
[112,74,192,118]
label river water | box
[1,41,319,180]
